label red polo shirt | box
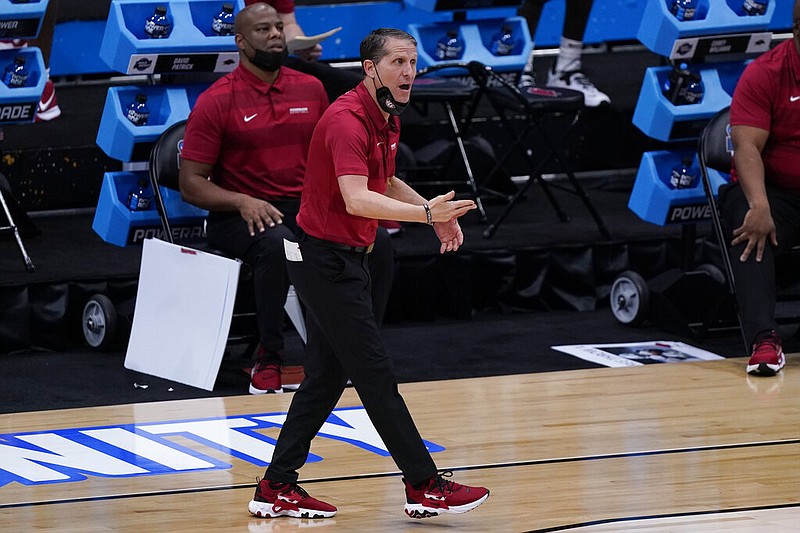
[244,0,295,14]
[181,65,328,200]
[730,39,800,192]
[297,82,400,247]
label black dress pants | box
[719,183,800,346]
[206,201,395,359]
[266,238,437,486]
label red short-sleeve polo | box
[181,65,328,200]
[730,39,800,192]
[297,83,401,247]
[244,0,295,15]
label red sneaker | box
[403,471,489,519]
[746,330,785,376]
[248,479,337,519]
[249,360,282,395]
[36,78,61,122]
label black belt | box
[300,232,374,254]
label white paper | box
[125,238,241,391]
[287,27,342,53]
[283,239,302,262]
[552,341,724,368]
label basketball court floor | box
[1,355,798,532]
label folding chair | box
[469,62,611,240]
[409,61,488,221]
[147,120,306,348]
[697,106,737,328]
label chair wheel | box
[82,294,118,350]
[610,271,650,326]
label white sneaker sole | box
[404,492,489,519]
[248,384,283,395]
[248,499,336,519]
[746,361,785,376]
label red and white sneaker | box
[403,471,489,519]
[746,330,785,376]
[248,479,337,519]
[36,78,61,122]
[249,359,282,395]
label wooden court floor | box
[1,355,798,532]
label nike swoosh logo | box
[791,96,800,102]
[244,113,258,122]
[39,90,55,111]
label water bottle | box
[683,73,704,104]
[212,3,235,36]
[670,0,698,21]
[670,157,697,189]
[127,178,154,211]
[125,94,150,127]
[742,0,768,15]
[2,55,28,88]
[490,25,514,56]
[663,63,692,104]
[435,29,463,61]
[144,6,171,39]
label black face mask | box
[372,68,408,116]
[242,35,287,73]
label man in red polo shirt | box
[721,0,800,376]
[179,4,394,394]
[247,28,489,521]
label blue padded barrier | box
[92,170,207,247]
[632,62,747,142]
[409,16,533,73]
[637,0,776,58]
[99,0,244,75]
[0,0,47,40]
[96,84,207,162]
[0,47,45,124]
[628,150,729,227]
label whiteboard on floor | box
[125,238,240,391]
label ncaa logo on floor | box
[0,406,445,486]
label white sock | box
[554,37,583,73]
[522,47,535,75]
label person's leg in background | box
[518,0,610,107]
[284,57,362,103]
[517,0,548,88]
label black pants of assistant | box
[719,183,800,346]
[266,238,437,487]
[285,58,362,103]
[206,200,395,359]
[518,0,593,42]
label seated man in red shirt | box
[721,0,800,376]
[179,3,394,394]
